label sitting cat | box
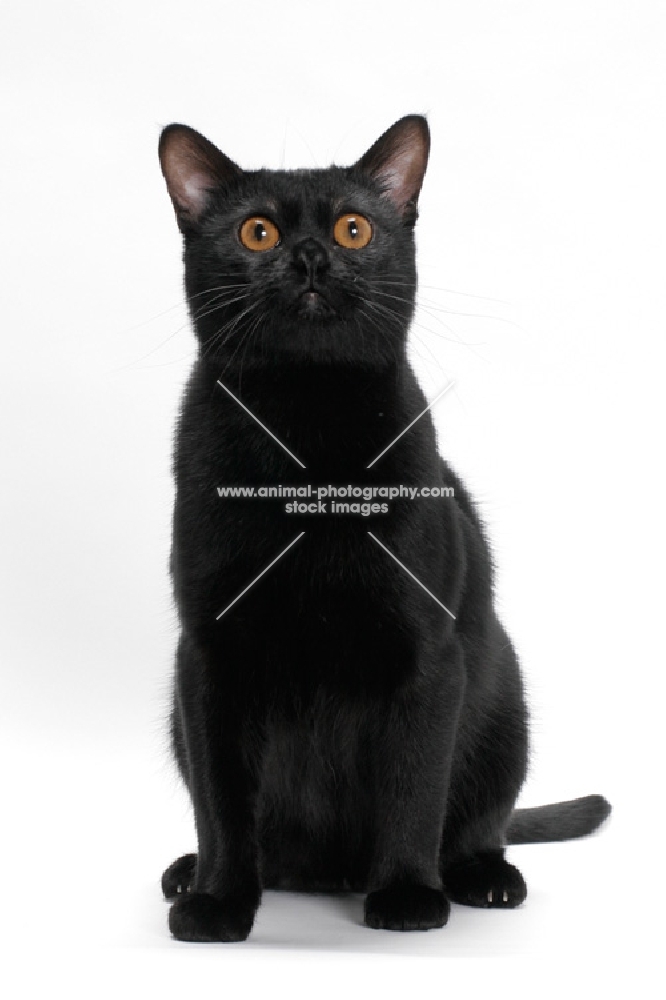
[157,115,610,941]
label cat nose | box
[293,238,329,282]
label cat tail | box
[506,794,611,845]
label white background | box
[1,1,663,996]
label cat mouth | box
[295,288,335,316]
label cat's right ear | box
[158,124,242,233]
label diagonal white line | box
[367,531,456,620]
[216,379,306,469]
[215,532,306,620]
[366,380,456,469]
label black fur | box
[506,794,612,845]
[157,116,611,941]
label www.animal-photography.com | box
[1,2,662,998]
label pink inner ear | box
[161,139,215,220]
[355,116,430,219]
[379,146,425,212]
[159,125,242,227]
[175,167,214,218]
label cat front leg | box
[167,634,263,943]
[364,640,465,931]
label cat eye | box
[333,213,373,249]
[239,216,281,252]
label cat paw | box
[168,892,256,942]
[162,853,197,900]
[364,883,450,931]
[444,852,527,908]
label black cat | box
[157,115,610,941]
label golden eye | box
[333,213,372,249]
[239,216,281,251]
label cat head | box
[159,115,430,368]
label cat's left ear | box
[353,115,430,225]
[159,124,242,233]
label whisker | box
[117,281,250,336]
[417,271,512,306]
[203,299,264,371]
[215,309,264,383]
[237,311,267,391]
[112,290,253,372]
[417,297,522,330]
[372,276,513,309]
[355,305,402,365]
[119,351,197,371]
[361,295,491,366]
[372,286,517,332]
[363,297,471,348]
[382,293,489,349]
[189,290,252,323]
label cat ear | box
[158,124,242,232]
[353,115,430,224]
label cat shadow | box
[242,889,525,956]
[154,885,532,956]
